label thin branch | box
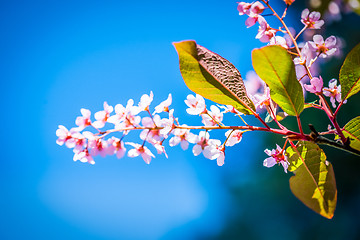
[294,26,307,41]
[318,94,347,144]
[261,0,301,56]
[309,124,360,156]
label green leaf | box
[252,45,304,116]
[339,42,360,100]
[343,116,360,151]
[173,40,256,115]
[286,141,337,219]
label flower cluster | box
[57,0,352,175]
[237,1,265,28]
[237,1,345,109]
[56,93,251,167]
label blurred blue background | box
[1,0,360,239]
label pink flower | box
[126,142,155,164]
[153,141,168,158]
[253,86,271,111]
[201,105,223,126]
[245,16,258,28]
[293,43,313,67]
[308,35,337,58]
[107,103,126,125]
[202,140,223,163]
[159,109,175,136]
[304,76,324,94]
[185,94,206,115]
[192,131,210,156]
[169,125,196,150]
[140,115,163,143]
[82,131,109,157]
[153,93,172,114]
[293,43,317,81]
[269,36,289,49]
[218,105,242,115]
[263,144,289,173]
[73,149,95,165]
[192,131,221,158]
[215,148,225,166]
[244,71,265,96]
[108,99,137,125]
[138,91,154,112]
[56,125,75,147]
[107,137,126,159]
[114,100,141,131]
[56,126,86,152]
[244,2,265,27]
[237,2,251,15]
[89,138,109,157]
[255,16,276,42]
[208,144,226,167]
[250,1,265,15]
[119,113,141,130]
[225,130,243,147]
[75,108,92,131]
[301,9,324,29]
[70,132,86,153]
[323,79,344,108]
[92,102,114,129]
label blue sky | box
[0,0,291,239]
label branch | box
[309,124,360,157]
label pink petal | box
[56,139,65,146]
[180,140,189,150]
[81,108,91,118]
[313,35,324,45]
[263,157,277,168]
[217,152,225,166]
[141,153,151,164]
[92,120,105,129]
[56,125,68,138]
[245,17,257,28]
[309,11,320,21]
[281,161,289,173]
[169,136,180,147]
[193,145,202,156]
[313,20,324,29]
[325,36,337,48]
[128,149,139,157]
[301,8,309,19]
[116,149,126,159]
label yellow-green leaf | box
[173,40,256,115]
[286,141,337,219]
[252,45,304,116]
[339,42,360,100]
[343,116,360,151]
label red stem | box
[318,94,347,143]
[297,115,304,135]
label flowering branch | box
[57,0,360,219]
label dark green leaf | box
[173,40,256,115]
[252,46,304,116]
[286,141,337,219]
[339,42,360,100]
